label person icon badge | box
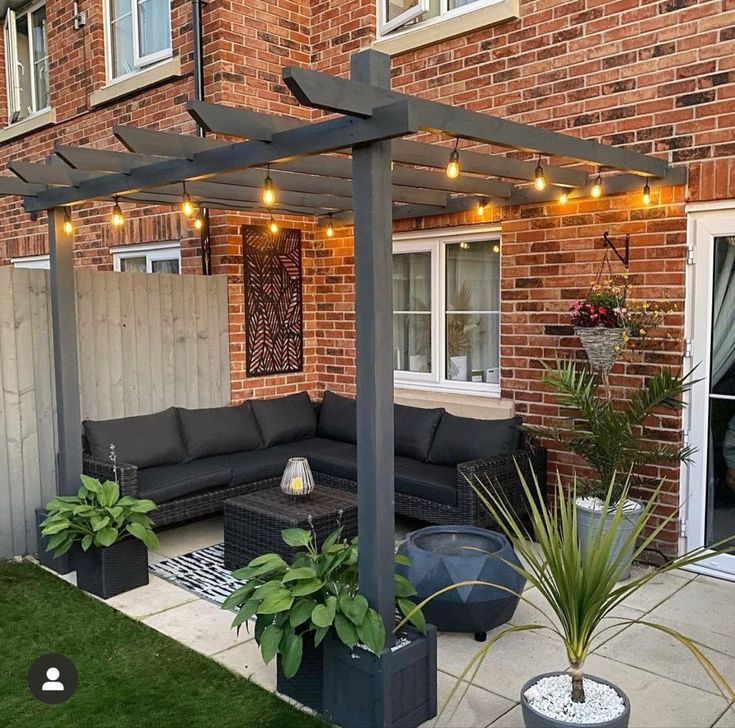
[41,666,64,692]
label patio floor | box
[63,515,735,728]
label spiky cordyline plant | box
[524,360,697,502]
[398,470,735,710]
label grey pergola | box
[0,50,686,642]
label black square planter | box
[74,537,149,599]
[323,626,437,728]
[276,637,324,713]
[35,508,74,575]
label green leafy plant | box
[525,359,696,501]
[401,470,735,712]
[223,525,426,679]
[41,473,160,557]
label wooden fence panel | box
[0,268,231,558]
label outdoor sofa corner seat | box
[82,391,546,529]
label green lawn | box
[0,560,325,728]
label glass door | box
[687,211,735,579]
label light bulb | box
[560,191,568,204]
[62,209,74,235]
[477,200,486,216]
[269,217,279,234]
[534,160,546,191]
[111,200,124,227]
[262,174,276,206]
[492,244,500,254]
[446,148,460,179]
[193,210,204,231]
[326,220,334,237]
[591,175,603,199]
[642,183,651,205]
[182,193,195,218]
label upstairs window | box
[106,0,172,81]
[4,1,49,124]
[378,0,500,37]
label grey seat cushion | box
[394,404,445,461]
[394,463,458,507]
[308,445,417,482]
[317,391,357,444]
[429,414,522,466]
[177,403,263,461]
[136,462,233,504]
[250,392,317,447]
[83,407,185,469]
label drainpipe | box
[192,0,212,275]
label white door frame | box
[683,206,735,580]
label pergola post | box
[351,50,396,639]
[48,208,82,496]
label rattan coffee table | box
[223,485,358,570]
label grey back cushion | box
[429,414,522,466]
[83,407,186,469]
[394,404,445,461]
[250,392,317,447]
[317,391,357,444]
[177,404,263,461]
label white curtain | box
[137,0,170,58]
[712,238,735,386]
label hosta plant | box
[223,525,427,678]
[401,470,735,712]
[41,474,160,557]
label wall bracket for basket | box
[603,231,630,268]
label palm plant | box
[525,359,696,501]
[399,470,735,716]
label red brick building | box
[1,0,734,571]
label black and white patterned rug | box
[150,543,244,610]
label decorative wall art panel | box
[242,225,303,376]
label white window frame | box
[111,241,181,273]
[4,0,49,124]
[103,0,172,84]
[393,226,501,396]
[377,0,502,37]
[11,253,49,268]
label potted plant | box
[424,471,734,728]
[223,524,435,724]
[40,473,159,599]
[526,359,695,579]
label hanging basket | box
[574,326,625,374]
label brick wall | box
[2,0,734,556]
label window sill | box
[372,0,519,56]
[395,386,515,420]
[89,56,181,108]
[0,108,56,143]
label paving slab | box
[713,705,735,728]
[105,574,196,618]
[143,597,245,656]
[212,639,277,692]
[153,515,224,558]
[612,566,692,613]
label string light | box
[181,183,195,217]
[559,190,569,204]
[193,206,204,231]
[446,138,460,179]
[591,170,603,199]
[642,182,651,206]
[269,215,279,234]
[477,199,487,216]
[62,209,74,235]
[262,165,276,206]
[326,214,335,237]
[534,155,546,191]
[111,198,125,227]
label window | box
[112,242,180,273]
[378,0,499,37]
[4,1,49,124]
[105,0,172,81]
[11,254,49,269]
[393,230,501,392]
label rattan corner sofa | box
[82,391,546,529]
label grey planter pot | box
[576,500,643,581]
[276,636,324,713]
[521,672,630,728]
[397,525,525,640]
[35,507,75,575]
[323,625,437,728]
[74,537,149,599]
